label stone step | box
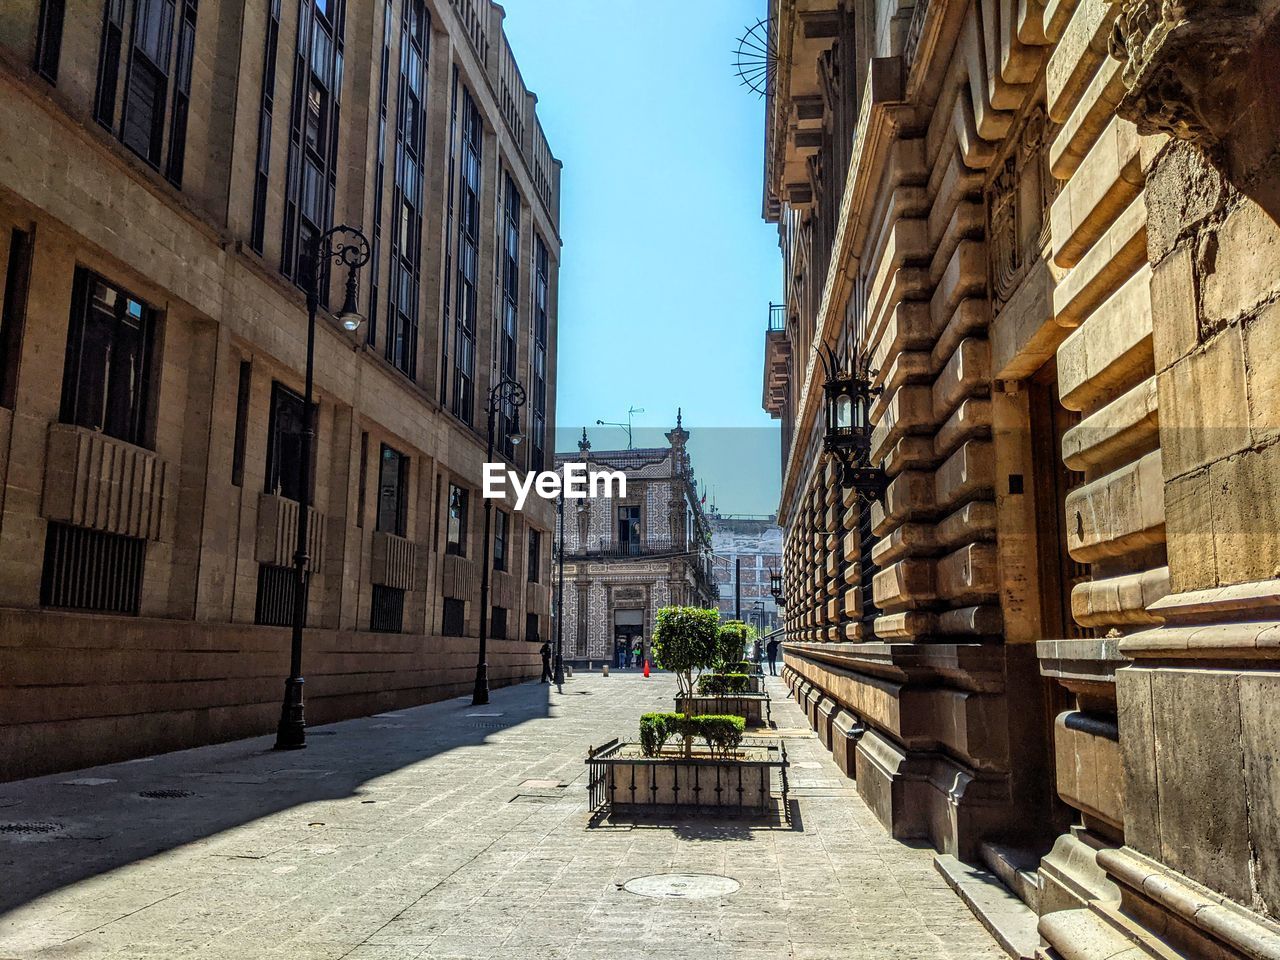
[936,854,1041,960]
[981,841,1045,914]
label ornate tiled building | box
[555,415,718,666]
[0,0,561,779]
[760,0,1280,956]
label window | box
[366,1,392,342]
[529,235,549,470]
[42,522,144,614]
[281,0,346,292]
[265,381,308,502]
[441,597,465,636]
[445,484,467,556]
[491,606,507,640]
[382,0,429,377]
[376,444,409,536]
[617,505,641,554]
[493,509,508,571]
[249,0,282,252]
[450,84,482,423]
[370,584,404,632]
[497,173,521,456]
[1,229,34,409]
[255,563,304,626]
[60,268,156,447]
[231,360,251,486]
[527,528,540,583]
[94,0,198,185]
[35,0,66,82]
[525,612,539,643]
[356,431,368,527]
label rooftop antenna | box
[595,406,645,450]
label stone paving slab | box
[0,674,1004,959]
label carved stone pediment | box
[1107,0,1274,144]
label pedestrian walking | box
[540,641,553,683]
[766,636,780,676]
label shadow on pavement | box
[0,679,553,915]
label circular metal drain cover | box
[0,821,63,835]
[138,789,195,799]
[623,873,740,900]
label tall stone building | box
[556,415,718,667]
[761,0,1280,956]
[0,0,561,780]
[708,510,783,633]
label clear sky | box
[500,0,784,517]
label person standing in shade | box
[540,641,553,683]
[766,636,781,676]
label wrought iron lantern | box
[769,569,786,607]
[820,345,886,498]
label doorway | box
[614,608,644,668]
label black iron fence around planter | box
[585,737,789,819]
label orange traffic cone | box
[643,659,651,679]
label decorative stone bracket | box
[41,423,171,540]
[256,493,325,572]
[1107,0,1275,144]
[370,531,418,590]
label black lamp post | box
[472,377,527,706]
[820,344,885,498]
[275,224,370,751]
[554,491,566,686]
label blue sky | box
[500,0,784,516]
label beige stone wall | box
[0,0,562,777]
[764,0,1279,954]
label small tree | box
[651,606,720,696]
[715,620,755,670]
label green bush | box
[639,712,678,757]
[637,712,746,758]
[728,660,754,674]
[652,606,721,696]
[696,672,750,696]
[696,714,746,758]
[715,620,754,669]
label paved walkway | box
[0,673,1003,960]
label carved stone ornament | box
[1107,0,1269,143]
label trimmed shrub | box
[652,606,721,696]
[639,712,678,757]
[696,673,750,696]
[637,712,746,759]
[697,715,746,758]
[715,620,753,669]
[728,660,755,674]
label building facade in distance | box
[708,510,782,634]
[0,0,561,780]
[760,0,1280,957]
[555,415,718,667]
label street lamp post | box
[275,224,370,751]
[472,377,527,706]
[554,491,566,686]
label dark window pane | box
[377,443,408,536]
[446,484,467,555]
[442,596,465,636]
[265,381,307,501]
[35,0,66,82]
[493,510,507,571]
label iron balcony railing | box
[767,302,786,332]
[567,537,708,560]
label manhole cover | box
[623,873,741,900]
[138,789,195,799]
[0,821,63,835]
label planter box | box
[674,693,771,727]
[586,738,788,815]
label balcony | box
[762,302,790,417]
[567,537,699,561]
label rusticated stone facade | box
[0,0,561,780]
[555,417,718,666]
[759,0,1280,956]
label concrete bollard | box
[602,664,609,677]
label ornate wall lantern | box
[769,569,786,607]
[820,344,886,498]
